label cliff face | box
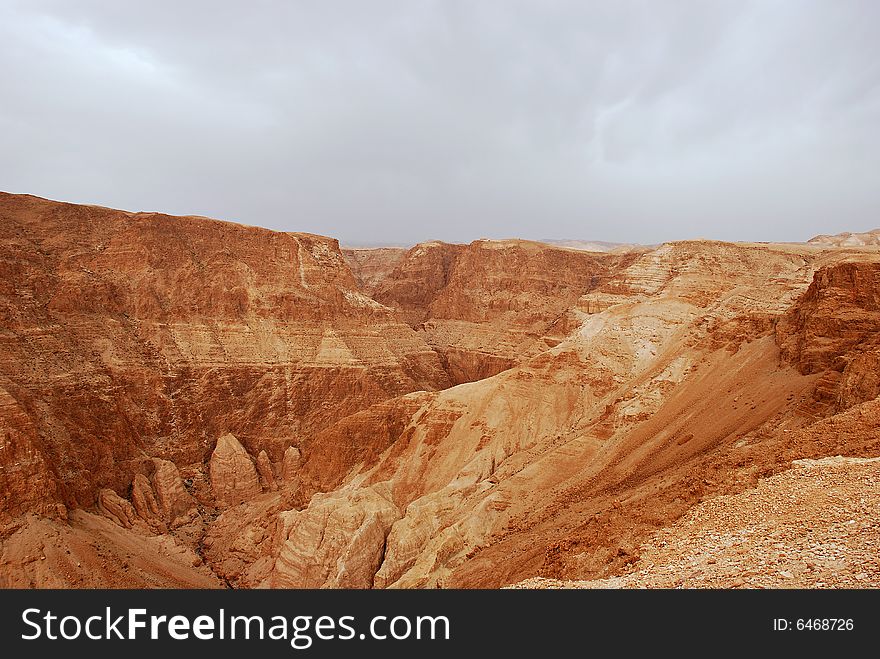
[255,240,880,589]
[776,261,880,412]
[0,192,449,529]
[3,192,880,590]
[369,241,465,325]
[351,239,628,384]
[341,247,406,294]
[262,240,828,588]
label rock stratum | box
[1,191,879,589]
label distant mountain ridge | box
[808,228,880,247]
[540,239,645,253]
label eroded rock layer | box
[2,191,880,589]
[350,239,634,384]
[202,239,880,589]
[0,191,449,530]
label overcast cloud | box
[1,0,878,244]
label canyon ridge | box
[1,191,878,589]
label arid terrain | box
[1,191,878,589]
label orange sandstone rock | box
[210,433,262,508]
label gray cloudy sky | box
[1,1,878,245]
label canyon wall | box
[0,192,449,530]
[349,239,633,384]
[2,191,879,589]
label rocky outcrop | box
[777,262,880,374]
[96,489,138,529]
[777,262,880,411]
[0,384,66,530]
[0,191,450,522]
[342,247,406,294]
[210,433,262,507]
[131,473,165,531]
[366,239,623,384]
[97,458,195,532]
[281,446,301,481]
[150,458,197,525]
[837,351,880,411]
[268,488,400,588]
[269,241,876,589]
[4,190,880,591]
[371,242,465,326]
[255,450,277,491]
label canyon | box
[1,191,879,588]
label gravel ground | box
[511,456,880,589]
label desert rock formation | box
[808,228,880,248]
[352,238,636,384]
[342,247,406,293]
[2,191,879,589]
[0,191,449,526]
[210,434,262,508]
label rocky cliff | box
[341,247,406,294]
[776,261,880,412]
[2,191,880,590]
[0,192,449,532]
[200,238,880,589]
[350,239,631,384]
